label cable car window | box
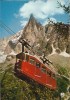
[36,62,40,68]
[26,55,29,62]
[30,58,35,65]
[22,53,25,60]
[16,59,22,69]
[52,73,55,78]
[47,71,51,76]
[41,66,46,73]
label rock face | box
[21,14,45,45]
[44,23,70,55]
[0,15,70,57]
[4,30,23,54]
[21,15,70,56]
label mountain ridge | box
[0,15,70,61]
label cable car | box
[14,39,57,90]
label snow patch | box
[47,38,50,42]
[49,46,70,57]
[10,30,23,44]
[0,54,7,63]
[11,35,21,44]
[0,51,4,55]
[9,50,16,55]
[50,44,57,55]
[60,51,70,57]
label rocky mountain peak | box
[22,14,44,45]
[28,14,41,26]
[25,14,42,30]
[29,14,35,21]
[0,15,70,58]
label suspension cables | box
[0,20,15,36]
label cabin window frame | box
[15,58,22,69]
[22,53,26,60]
[36,61,41,68]
[52,73,55,79]
[29,58,35,65]
[47,70,51,76]
[26,54,29,62]
[41,66,46,74]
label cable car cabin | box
[15,52,57,90]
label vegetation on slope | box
[0,61,69,100]
[1,64,55,100]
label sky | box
[0,0,69,38]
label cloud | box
[50,18,57,23]
[18,0,66,26]
[20,20,28,26]
[19,0,65,19]
[14,13,19,18]
[43,17,57,25]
